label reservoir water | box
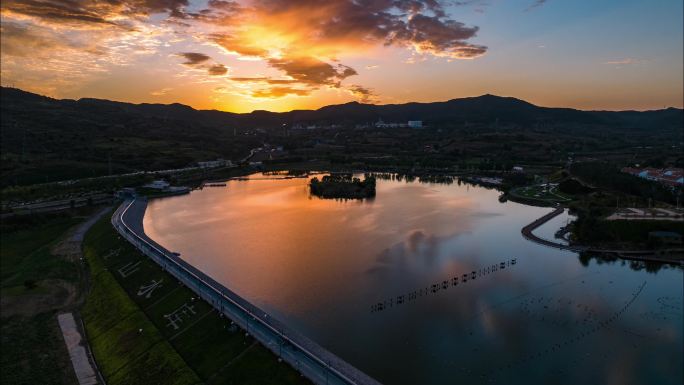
[143,173,682,385]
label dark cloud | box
[201,1,488,98]
[230,77,299,84]
[0,0,190,27]
[207,63,228,75]
[404,14,487,58]
[207,0,240,11]
[0,21,61,56]
[266,57,358,87]
[177,52,211,65]
[233,0,487,59]
[347,84,375,102]
[525,0,547,12]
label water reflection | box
[144,173,683,385]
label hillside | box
[1,87,682,187]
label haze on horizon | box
[1,0,682,113]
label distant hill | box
[1,87,682,187]
[4,87,682,128]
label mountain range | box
[1,87,682,187]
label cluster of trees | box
[309,174,376,199]
[570,162,678,204]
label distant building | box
[143,180,170,190]
[375,118,409,128]
[408,120,423,128]
[141,180,189,195]
[621,167,683,188]
[512,166,524,173]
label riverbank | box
[521,207,684,265]
[115,199,379,385]
[84,208,308,385]
[0,207,108,384]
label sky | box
[1,0,682,113]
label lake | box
[143,173,683,385]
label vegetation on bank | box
[1,212,84,385]
[310,174,376,199]
[82,213,307,385]
[570,161,679,204]
[571,213,684,247]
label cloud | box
[603,58,646,68]
[201,0,487,98]
[251,86,311,98]
[402,14,486,58]
[603,58,639,65]
[207,33,269,58]
[266,57,357,86]
[207,64,228,75]
[229,77,298,84]
[525,0,548,12]
[151,87,172,95]
[0,0,191,28]
[177,52,211,65]
[175,52,229,76]
[2,0,489,102]
[347,84,376,103]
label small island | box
[309,174,376,199]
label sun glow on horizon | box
[1,0,682,112]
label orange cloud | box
[200,0,487,100]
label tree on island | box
[309,174,376,199]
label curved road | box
[112,199,381,385]
[521,207,683,265]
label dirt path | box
[53,207,111,385]
[51,206,111,310]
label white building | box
[408,120,423,128]
[143,180,170,190]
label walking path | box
[114,198,381,385]
[57,313,99,385]
[521,207,683,264]
[54,207,110,385]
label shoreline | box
[112,198,380,385]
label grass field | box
[0,217,80,290]
[0,214,82,385]
[511,184,572,204]
[82,212,308,385]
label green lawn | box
[0,217,79,288]
[82,212,308,385]
[1,312,77,385]
[0,214,82,385]
[511,184,572,203]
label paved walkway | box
[57,313,99,385]
[114,199,381,385]
[521,207,683,264]
[55,207,110,385]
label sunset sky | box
[1,0,682,113]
